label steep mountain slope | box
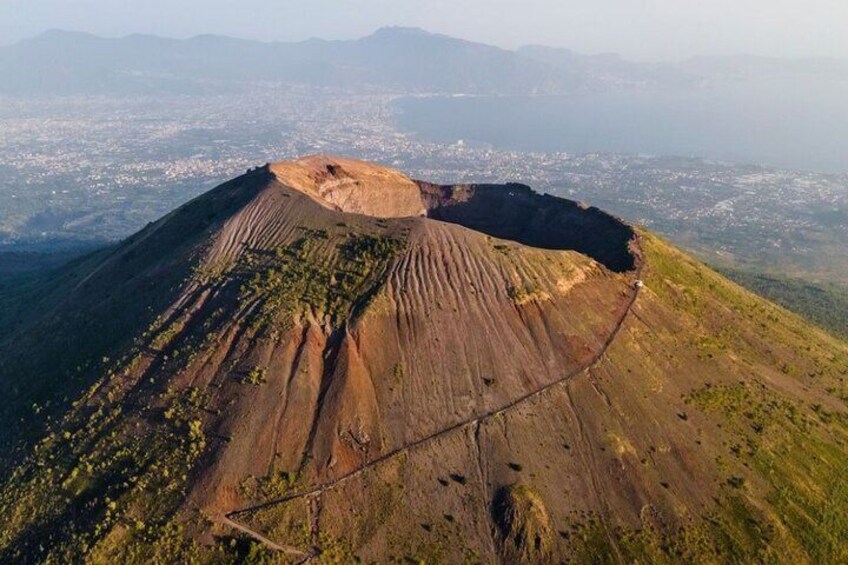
[0,156,846,564]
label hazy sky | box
[2,0,847,60]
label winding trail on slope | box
[220,245,644,557]
[220,515,310,558]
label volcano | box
[0,156,846,563]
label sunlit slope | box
[0,157,845,564]
[235,233,848,564]
[0,157,636,562]
[560,233,848,563]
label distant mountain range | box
[3,26,846,96]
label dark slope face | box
[0,167,272,463]
[0,157,846,564]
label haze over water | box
[396,77,848,174]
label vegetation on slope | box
[232,229,402,331]
[0,159,846,563]
[0,202,407,562]
[215,232,848,565]
[720,267,848,339]
[493,484,554,563]
[0,169,269,467]
[565,233,848,564]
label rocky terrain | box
[0,156,846,563]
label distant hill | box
[0,27,577,95]
[516,45,693,88]
[0,156,846,563]
[3,27,846,96]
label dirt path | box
[219,515,309,557]
[221,258,644,556]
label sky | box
[1,0,847,61]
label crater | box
[418,181,638,273]
[268,155,639,273]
